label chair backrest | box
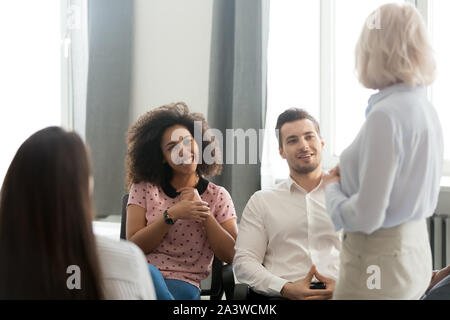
[200,257,225,300]
[120,193,228,300]
[120,194,129,240]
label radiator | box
[427,214,450,269]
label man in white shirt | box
[233,108,341,300]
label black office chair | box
[220,263,252,300]
[121,194,235,300]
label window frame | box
[319,0,336,171]
[61,0,73,131]
[416,0,450,176]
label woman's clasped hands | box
[166,187,210,223]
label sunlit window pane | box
[430,0,450,162]
[0,1,61,184]
[334,0,404,155]
[263,0,320,183]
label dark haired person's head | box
[275,108,324,175]
[0,127,103,299]
[125,102,222,188]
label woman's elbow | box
[217,245,235,264]
[128,235,151,254]
[358,214,385,234]
[225,248,236,264]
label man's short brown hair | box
[275,108,321,148]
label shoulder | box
[128,182,163,202]
[365,108,397,134]
[96,235,146,261]
[372,87,429,123]
[129,181,158,193]
[96,236,147,279]
[205,182,235,211]
[96,236,156,299]
[252,180,289,200]
[244,181,290,213]
[206,182,231,198]
[243,188,273,211]
[204,182,235,207]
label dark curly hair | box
[125,102,222,188]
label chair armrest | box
[233,283,249,300]
[221,264,250,300]
[221,264,235,300]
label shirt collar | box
[287,175,323,195]
[161,176,209,199]
[287,175,299,193]
[365,83,426,117]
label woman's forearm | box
[129,215,172,254]
[203,216,236,264]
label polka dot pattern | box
[127,181,237,288]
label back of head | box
[0,127,103,299]
[355,3,436,89]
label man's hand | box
[426,266,450,293]
[322,165,340,187]
[314,268,336,298]
[280,265,334,300]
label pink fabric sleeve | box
[213,187,237,224]
[127,182,148,209]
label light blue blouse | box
[325,83,444,234]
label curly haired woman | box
[125,102,238,300]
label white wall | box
[130,0,213,124]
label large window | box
[264,0,450,187]
[261,0,320,188]
[0,1,62,184]
[334,0,404,155]
[429,0,450,174]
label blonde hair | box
[355,3,436,89]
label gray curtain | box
[85,0,134,217]
[208,0,270,219]
[65,0,89,140]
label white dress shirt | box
[233,176,341,297]
[325,83,444,234]
[96,236,156,300]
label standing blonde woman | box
[323,3,443,299]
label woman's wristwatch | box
[163,210,175,225]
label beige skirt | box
[333,219,432,300]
